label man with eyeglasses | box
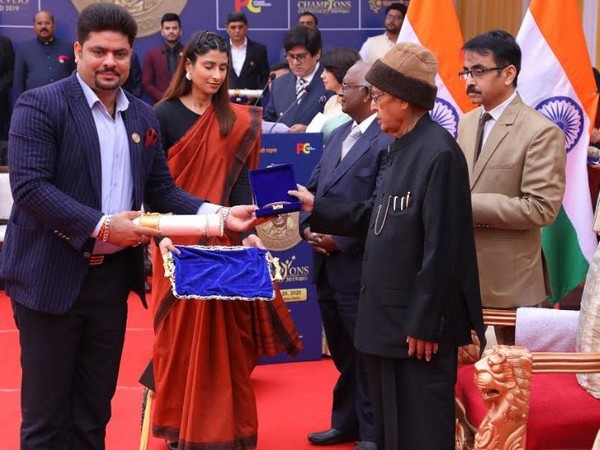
[290,43,484,450]
[301,61,392,450]
[264,25,332,132]
[359,3,407,64]
[457,30,566,345]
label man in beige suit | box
[457,30,566,344]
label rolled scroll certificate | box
[134,213,223,237]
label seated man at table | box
[264,25,332,133]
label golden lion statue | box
[472,345,533,450]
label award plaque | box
[249,164,302,218]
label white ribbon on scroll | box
[134,213,223,237]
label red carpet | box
[0,291,354,450]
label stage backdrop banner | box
[0,1,398,84]
[257,132,323,364]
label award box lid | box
[249,164,302,218]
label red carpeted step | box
[0,292,20,450]
[1,290,355,450]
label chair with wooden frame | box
[455,308,600,450]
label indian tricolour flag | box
[398,0,473,137]
[516,0,599,304]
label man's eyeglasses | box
[370,91,388,103]
[285,52,308,63]
[458,66,508,80]
[341,83,367,93]
[386,13,404,21]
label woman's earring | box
[185,72,192,81]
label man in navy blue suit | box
[0,4,256,449]
[12,10,76,100]
[264,25,332,132]
[302,61,392,450]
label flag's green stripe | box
[542,207,591,305]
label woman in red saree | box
[150,31,301,450]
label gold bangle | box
[139,212,161,230]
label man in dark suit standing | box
[0,4,257,449]
[264,25,332,132]
[12,10,76,100]
[302,61,392,450]
[225,11,269,105]
[142,13,183,103]
[290,43,485,450]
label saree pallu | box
[151,104,301,449]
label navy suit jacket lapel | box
[303,65,324,105]
[121,98,144,210]
[286,66,322,124]
[321,121,378,195]
[66,75,102,208]
[279,74,298,118]
[317,121,351,195]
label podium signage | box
[257,133,323,363]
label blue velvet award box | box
[165,245,276,301]
[248,163,302,218]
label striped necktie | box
[296,77,307,100]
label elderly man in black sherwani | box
[290,43,485,450]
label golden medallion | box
[70,0,188,38]
[256,212,302,252]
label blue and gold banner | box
[0,1,392,74]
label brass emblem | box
[256,212,302,252]
[131,132,141,143]
[70,0,188,38]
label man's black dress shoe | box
[166,442,178,450]
[307,428,355,445]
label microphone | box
[269,86,310,133]
[253,73,277,106]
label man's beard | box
[94,70,122,91]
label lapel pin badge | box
[132,133,141,144]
